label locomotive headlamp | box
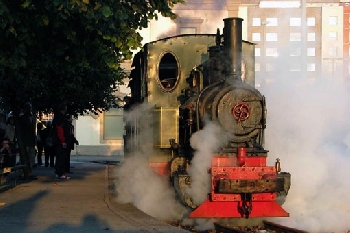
[275,158,281,173]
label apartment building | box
[169,0,348,86]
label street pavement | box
[0,155,190,233]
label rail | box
[214,221,310,233]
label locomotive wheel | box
[172,172,197,209]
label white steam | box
[114,153,186,220]
[187,119,230,205]
[114,103,187,220]
[263,79,350,232]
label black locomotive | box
[124,17,291,219]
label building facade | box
[169,0,349,86]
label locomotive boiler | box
[125,17,291,219]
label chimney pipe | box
[223,17,243,80]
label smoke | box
[262,78,350,232]
[114,103,187,220]
[187,118,230,205]
[114,153,187,220]
[138,3,230,43]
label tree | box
[0,0,184,115]
[0,0,184,176]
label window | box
[266,33,278,41]
[103,108,124,140]
[329,16,338,26]
[265,18,278,26]
[252,18,261,26]
[307,17,315,26]
[307,63,316,71]
[327,63,332,72]
[255,63,261,71]
[307,48,316,56]
[180,27,196,34]
[255,48,261,56]
[307,33,315,41]
[175,17,203,35]
[158,53,179,91]
[266,63,274,71]
[327,63,339,72]
[329,32,337,40]
[290,33,301,41]
[290,62,301,71]
[290,18,301,26]
[252,33,261,41]
[329,47,337,57]
[290,47,301,56]
[266,48,278,57]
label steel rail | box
[263,220,309,233]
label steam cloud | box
[186,119,231,206]
[114,103,187,220]
[263,78,350,232]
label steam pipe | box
[223,17,243,80]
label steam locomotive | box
[124,17,291,219]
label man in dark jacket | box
[18,102,36,179]
[42,121,55,167]
[52,104,70,179]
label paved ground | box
[0,155,190,233]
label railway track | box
[214,220,309,233]
[263,221,308,233]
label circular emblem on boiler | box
[232,103,250,122]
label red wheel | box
[232,103,250,122]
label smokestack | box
[223,17,243,80]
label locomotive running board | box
[189,199,289,218]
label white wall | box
[74,78,129,157]
[76,115,101,145]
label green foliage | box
[0,0,184,115]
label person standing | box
[36,122,44,166]
[42,121,55,167]
[4,114,15,142]
[20,103,36,168]
[4,114,16,154]
[65,115,79,173]
[52,104,70,179]
[18,102,37,179]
